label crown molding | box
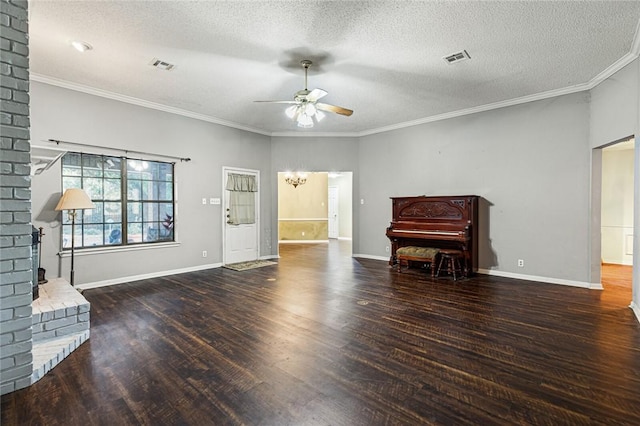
[31,17,640,140]
[271,131,359,138]
[588,51,639,90]
[30,74,272,136]
[359,82,593,137]
[631,17,640,55]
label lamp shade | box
[55,188,95,211]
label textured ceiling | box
[29,1,640,136]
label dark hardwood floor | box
[3,241,639,425]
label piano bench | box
[396,246,440,276]
[436,249,464,281]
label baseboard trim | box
[75,259,602,293]
[353,254,389,261]
[630,301,640,324]
[259,255,280,260]
[351,259,595,288]
[76,263,222,290]
[477,268,592,289]
[279,240,329,244]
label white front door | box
[328,186,339,239]
[223,167,259,264]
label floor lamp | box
[55,188,95,286]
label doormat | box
[223,260,277,271]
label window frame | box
[60,151,176,250]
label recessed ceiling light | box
[71,41,92,53]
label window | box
[61,152,174,249]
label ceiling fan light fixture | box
[255,59,352,128]
[297,113,314,128]
[305,103,317,115]
[285,105,298,119]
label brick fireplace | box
[31,279,90,383]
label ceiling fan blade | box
[254,100,299,104]
[307,88,328,102]
[316,102,353,116]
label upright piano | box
[386,195,479,276]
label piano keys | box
[386,195,479,277]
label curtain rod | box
[47,139,191,162]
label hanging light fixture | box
[285,172,307,188]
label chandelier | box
[285,172,307,188]
[285,102,325,128]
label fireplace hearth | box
[31,278,90,384]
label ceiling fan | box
[255,60,353,128]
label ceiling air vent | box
[443,50,471,64]
[150,58,175,71]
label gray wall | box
[589,59,639,312]
[30,82,273,286]
[590,60,639,148]
[271,136,360,253]
[0,0,33,395]
[25,62,640,292]
[359,93,591,282]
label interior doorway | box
[599,137,635,294]
[277,171,353,256]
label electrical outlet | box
[385,246,390,252]
[517,259,524,267]
[202,250,207,258]
[301,231,305,236]
[202,198,207,205]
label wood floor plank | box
[2,242,639,425]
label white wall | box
[31,82,273,286]
[331,172,353,239]
[601,148,635,265]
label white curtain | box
[226,173,257,224]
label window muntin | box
[61,152,174,249]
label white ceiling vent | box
[443,50,471,64]
[150,58,175,71]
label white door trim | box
[222,166,260,265]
